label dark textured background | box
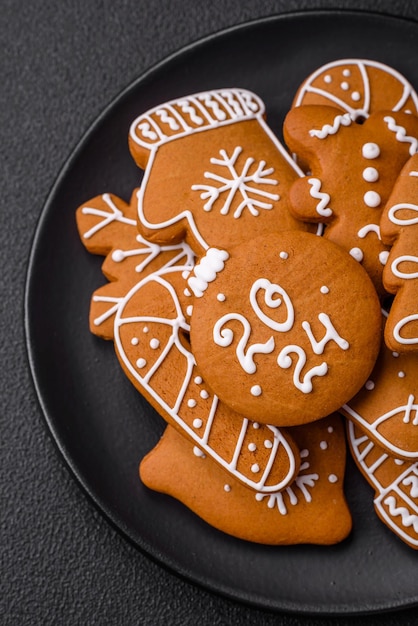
[3,1,418,624]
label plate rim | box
[24,8,418,617]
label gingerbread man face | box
[128,89,309,256]
[189,231,381,426]
[283,105,418,295]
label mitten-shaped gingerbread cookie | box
[189,231,381,426]
[129,88,309,255]
[141,414,352,545]
[293,58,418,120]
[380,154,418,352]
[283,105,418,294]
[348,420,418,550]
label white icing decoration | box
[320,286,329,294]
[136,358,146,369]
[131,337,139,346]
[362,142,380,159]
[363,190,381,208]
[320,440,328,450]
[391,254,418,279]
[365,380,375,390]
[404,475,418,498]
[277,346,328,394]
[324,74,332,83]
[188,399,197,408]
[224,484,231,492]
[301,313,349,354]
[309,113,352,138]
[248,443,257,451]
[383,115,418,155]
[188,248,229,297]
[343,69,351,77]
[341,81,349,90]
[264,440,273,449]
[388,202,418,226]
[328,474,338,483]
[256,472,319,515]
[279,251,288,260]
[217,293,226,302]
[193,446,205,458]
[251,464,260,474]
[250,278,295,332]
[150,338,160,349]
[351,91,361,102]
[384,496,418,532]
[362,166,379,182]
[192,417,202,427]
[200,390,209,399]
[379,250,389,265]
[393,315,418,345]
[194,376,203,384]
[191,146,280,218]
[81,193,137,240]
[349,247,364,262]
[307,178,333,217]
[398,371,406,378]
[186,305,193,317]
[251,385,262,397]
[143,326,149,333]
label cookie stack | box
[76,59,418,549]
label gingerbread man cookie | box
[129,88,310,256]
[293,58,418,121]
[348,420,418,550]
[141,414,352,545]
[189,231,381,426]
[380,153,418,352]
[283,105,418,294]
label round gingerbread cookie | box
[293,58,418,120]
[189,231,381,426]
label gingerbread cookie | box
[380,154,418,352]
[77,193,300,493]
[189,231,381,426]
[129,88,310,256]
[293,58,418,121]
[341,310,418,459]
[283,105,418,294]
[141,414,352,545]
[348,419,418,549]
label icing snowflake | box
[256,470,319,515]
[191,146,280,218]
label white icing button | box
[182,270,190,279]
[365,380,375,390]
[112,250,125,262]
[188,400,198,409]
[300,449,309,458]
[194,376,203,384]
[349,247,364,262]
[131,337,139,346]
[327,426,334,433]
[255,493,264,501]
[320,441,328,450]
[379,250,389,265]
[150,338,160,349]
[193,446,205,458]
[264,440,273,449]
[136,358,146,369]
[341,81,349,91]
[184,288,191,297]
[248,443,257,452]
[143,326,149,333]
[251,463,260,474]
[320,285,329,294]
[279,251,289,260]
[395,459,405,465]
[343,69,351,77]
[217,293,226,302]
[324,74,332,83]
[328,474,338,483]
[351,91,361,102]
[200,390,209,399]
[252,422,260,429]
[224,484,231,492]
[362,142,380,159]
[192,417,202,427]
[392,351,399,358]
[186,305,193,316]
[251,385,262,397]
[362,166,379,182]
[398,371,406,378]
[363,190,381,208]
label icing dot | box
[255,493,264,501]
[200,389,209,399]
[194,376,203,384]
[398,371,406,378]
[264,440,273,449]
[362,166,379,182]
[188,400,198,409]
[328,474,338,483]
[150,338,160,349]
[192,417,202,427]
[251,385,262,397]
[365,380,375,390]
[217,293,226,302]
[320,285,329,294]
[341,81,350,91]
[379,250,389,265]
[324,74,332,83]
[343,69,351,77]
[349,247,364,262]
[186,305,193,316]
[364,190,381,207]
[193,446,205,458]
[131,337,139,346]
[112,249,125,262]
[327,426,334,433]
[184,288,192,297]
[320,440,328,450]
[362,142,380,159]
[392,351,399,358]
[300,449,309,458]
[351,91,361,101]
[224,484,231,492]
[279,251,289,260]
[136,358,146,369]
[252,422,260,429]
[182,270,190,279]
[251,463,260,474]
[143,326,149,333]
[248,443,257,452]
[395,459,405,466]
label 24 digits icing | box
[76,66,418,547]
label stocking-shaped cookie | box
[341,310,418,459]
[283,105,418,294]
[293,58,418,120]
[129,88,310,255]
[141,414,352,545]
[380,154,418,352]
[348,420,418,550]
[77,194,300,493]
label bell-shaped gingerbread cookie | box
[129,88,309,255]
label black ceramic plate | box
[25,10,418,615]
